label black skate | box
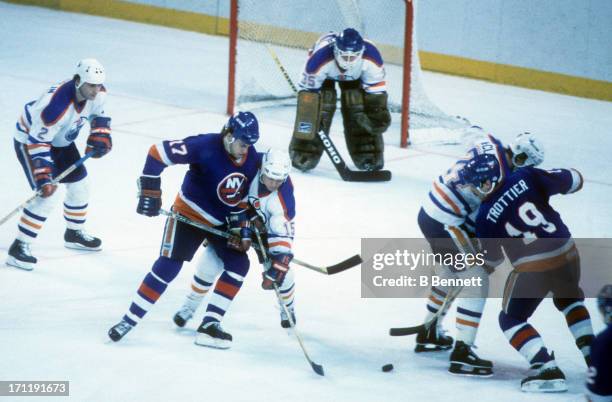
[64,229,102,251]
[415,319,453,352]
[280,307,296,329]
[449,341,493,377]
[521,361,567,393]
[108,319,134,342]
[6,239,37,271]
[195,322,232,349]
[173,305,195,328]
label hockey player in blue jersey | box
[172,149,297,347]
[415,129,544,377]
[6,58,112,271]
[108,111,261,344]
[290,28,391,172]
[586,284,612,401]
[475,162,595,392]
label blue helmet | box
[598,284,612,325]
[334,28,365,70]
[225,111,259,145]
[459,153,501,193]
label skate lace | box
[77,230,95,241]
[178,305,195,318]
[116,321,132,334]
[20,242,32,255]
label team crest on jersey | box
[65,117,87,142]
[217,173,248,206]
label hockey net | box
[227,0,468,147]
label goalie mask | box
[510,132,544,167]
[75,58,105,89]
[334,28,364,71]
[262,148,291,182]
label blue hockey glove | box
[226,211,252,252]
[136,175,161,216]
[86,117,112,158]
[262,253,292,289]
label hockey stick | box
[265,45,392,183]
[253,225,324,376]
[0,152,95,226]
[317,130,392,182]
[159,209,361,275]
[389,285,462,336]
[265,44,299,94]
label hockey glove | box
[226,211,252,252]
[356,93,391,136]
[136,175,162,216]
[86,117,112,158]
[32,158,57,198]
[262,253,292,289]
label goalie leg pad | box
[292,91,320,141]
[340,87,385,171]
[290,84,336,172]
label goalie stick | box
[318,130,392,182]
[265,45,392,182]
[253,226,325,376]
[389,286,462,336]
[159,209,361,275]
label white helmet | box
[262,148,291,181]
[510,132,545,167]
[75,58,105,88]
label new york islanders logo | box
[217,173,248,207]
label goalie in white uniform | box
[6,59,112,271]
[173,149,297,348]
[290,28,391,172]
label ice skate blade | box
[521,379,567,393]
[64,242,102,251]
[6,256,34,271]
[194,333,231,350]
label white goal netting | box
[232,0,468,144]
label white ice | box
[0,3,610,402]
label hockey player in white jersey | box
[415,127,544,376]
[290,28,391,172]
[6,59,112,270]
[173,149,296,348]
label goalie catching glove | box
[262,253,292,289]
[136,175,161,216]
[86,116,112,158]
[226,211,252,252]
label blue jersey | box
[586,325,612,401]
[476,167,583,271]
[143,133,261,226]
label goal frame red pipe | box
[227,0,413,148]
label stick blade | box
[325,254,363,275]
[389,325,423,336]
[341,169,392,182]
[311,362,325,376]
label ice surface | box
[0,3,611,402]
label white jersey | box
[15,79,107,164]
[298,32,386,94]
[422,134,512,230]
[247,171,296,256]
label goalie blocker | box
[289,81,391,172]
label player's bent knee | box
[152,257,183,283]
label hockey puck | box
[382,364,394,372]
